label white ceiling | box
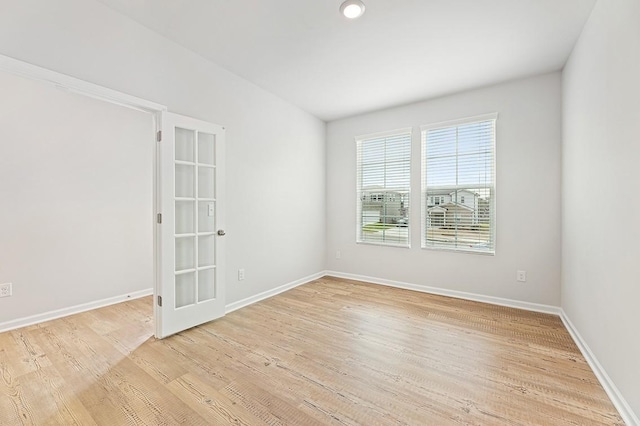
[97,0,596,122]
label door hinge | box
[157,295,163,307]
[156,130,162,142]
[157,213,162,224]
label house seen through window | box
[421,114,496,253]
[356,129,411,246]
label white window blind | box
[421,114,496,253]
[356,129,411,247]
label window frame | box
[420,113,497,255]
[355,127,412,248]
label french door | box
[155,112,226,338]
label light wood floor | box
[0,277,623,425]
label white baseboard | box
[560,310,639,426]
[225,271,327,314]
[2,272,634,424]
[1,269,326,334]
[324,271,636,424]
[0,288,153,334]
[324,270,561,315]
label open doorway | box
[0,57,163,333]
[0,56,227,339]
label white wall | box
[0,0,326,322]
[327,73,562,306]
[0,71,154,323]
[562,0,640,418]
[0,0,635,418]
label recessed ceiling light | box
[340,0,366,19]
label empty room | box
[0,0,638,424]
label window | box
[357,128,411,246]
[421,114,496,253]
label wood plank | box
[0,278,625,425]
[166,373,265,425]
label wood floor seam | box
[0,278,624,425]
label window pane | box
[422,118,496,253]
[357,131,411,247]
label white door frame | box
[0,54,170,336]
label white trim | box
[324,271,634,423]
[355,241,411,249]
[0,54,167,113]
[355,126,413,142]
[560,310,639,426]
[420,114,497,255]
[0,270,634,424]
[225,271,326,314]
[325,271,561,315]
[420,112,498,131]
[0,55,170,339]
[356,128,413,247]
[421,245,496,256]
[0,288,153,333]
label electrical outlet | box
[238,269,245,281]
[517,270,526,282]
[0,283,12,298]
[336,251,341,259]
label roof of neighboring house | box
[426,189,479,197]
[427,206,448,213]
[427,202,474,212]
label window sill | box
[421,246,495,256]
[356,241,411,249]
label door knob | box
[217,230,226,236]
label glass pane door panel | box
[175,201,195,234]
[198,167,215,199]
[175,272,196,308]
[198,235,215,268]
[175,127,195,162]
[175,164,194,198]
[198,201,215,233]
[175,237,195,271]
[198,269,216,302]
[198,132,215,165]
